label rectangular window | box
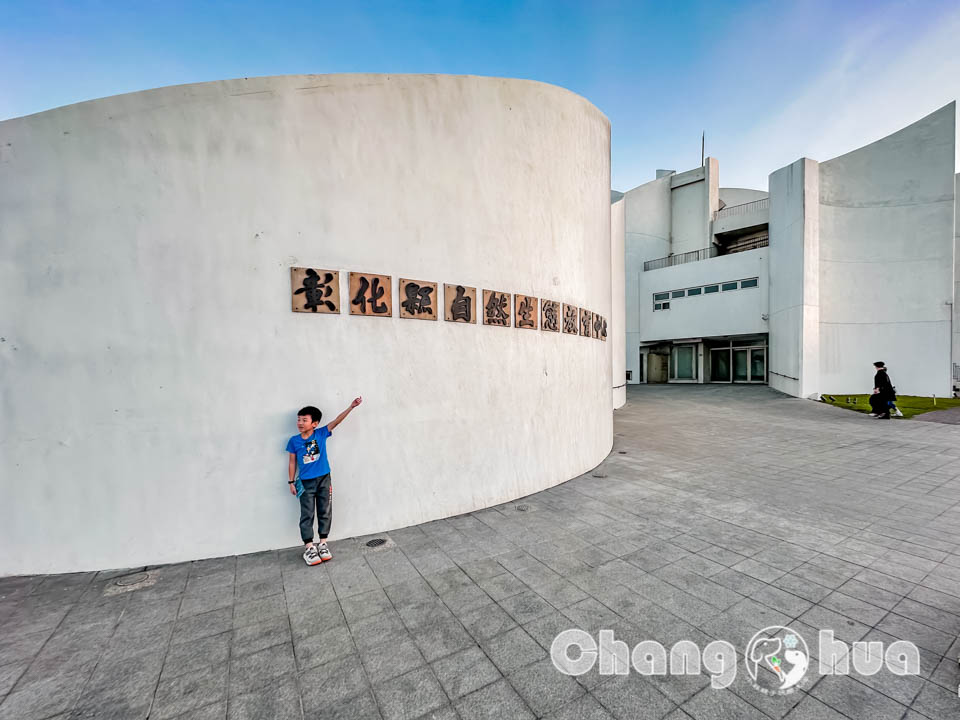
[654,303,662,310]
[662,301,670,309]
[687,287,702,296]
[721,282,738,291]
[740,278,759,289]
[704,285,719,294]
[671,290,685,298]
[654,292,669,301]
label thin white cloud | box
[720,6,960,190]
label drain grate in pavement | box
[618,451,627,454]
[515,504,529,512]
[592,473,608,478]
[365,538,387,548]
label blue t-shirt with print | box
[286,426,332,484]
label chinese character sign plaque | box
[482,290,511,327]
[291,267,340,314]
[580,308,592,337]
[349,272,392,317]
[541,300,560,333]
[592,312,602,339]
[562,304,579,335]
[399,278,438,321]
[444,284,476,324]
[514,294,538,330]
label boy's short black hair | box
[873,361,885,368]
[298,406,322,423]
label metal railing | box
[726,234,769,254]
[714,197,768,220]
[643,246,718,272]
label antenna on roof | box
[701,131,705,167]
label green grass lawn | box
[821,394,960,419]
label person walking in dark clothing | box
[869,361,896,419]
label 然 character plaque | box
[514,294,538,330]
[600,316,608,342]
[291,267,340,314]
[562,303,579,334]
[541,300,560,333]
[592,312,602,339]
[580,308,592,337]
[482,290,511,327]
[444,284,476,323]
[349,272,392,317]
[399,278,438,320]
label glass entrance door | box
[710,349,730,382]
[708,343,767,383]
[733,349,748,382]
[750,348,766,382]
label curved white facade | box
[0,74,613,575]
[818,104,955,396]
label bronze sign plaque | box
[514,295,538,330]
[291,267,340,314]
[349,272,392,317]
[580,308,592,337]
[541,300,560,333]
[444,284,476,323]
[562,304,579,334]
[399,278,438,320]
[482,290,511,327]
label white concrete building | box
[0,74,614,575]
[621,103,958,400]
[1,72,956,576]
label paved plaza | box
[2,385,960,719]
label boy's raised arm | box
[327,396,362,432]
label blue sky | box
[2,0,958,190]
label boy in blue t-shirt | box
[286,398,362,565]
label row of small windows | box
[653,277,759,310]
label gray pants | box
[299,473,332,543]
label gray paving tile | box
[373,666,447,720]
[875,613,954,655]
[359,633,425,683]
[161,632,231,681]
[481,626,547,674]
[460,601,518,642]
[410,615,474,662]
[809,675,908,720]
[232,615,293,658]
[507,657,585,716]
[295,623,356,671]
[227,678,300,720]
[431,645,502,700]
[228,642,296,696]
[592,673,675,720]
[454,678,535,720]
[300,654,370,712]
[152,663,227,719]
[499,589,556,625]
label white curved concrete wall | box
[0,74,613,575]
[719,188,769,207]
[819,103,956,396]
[611,197,626,408]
